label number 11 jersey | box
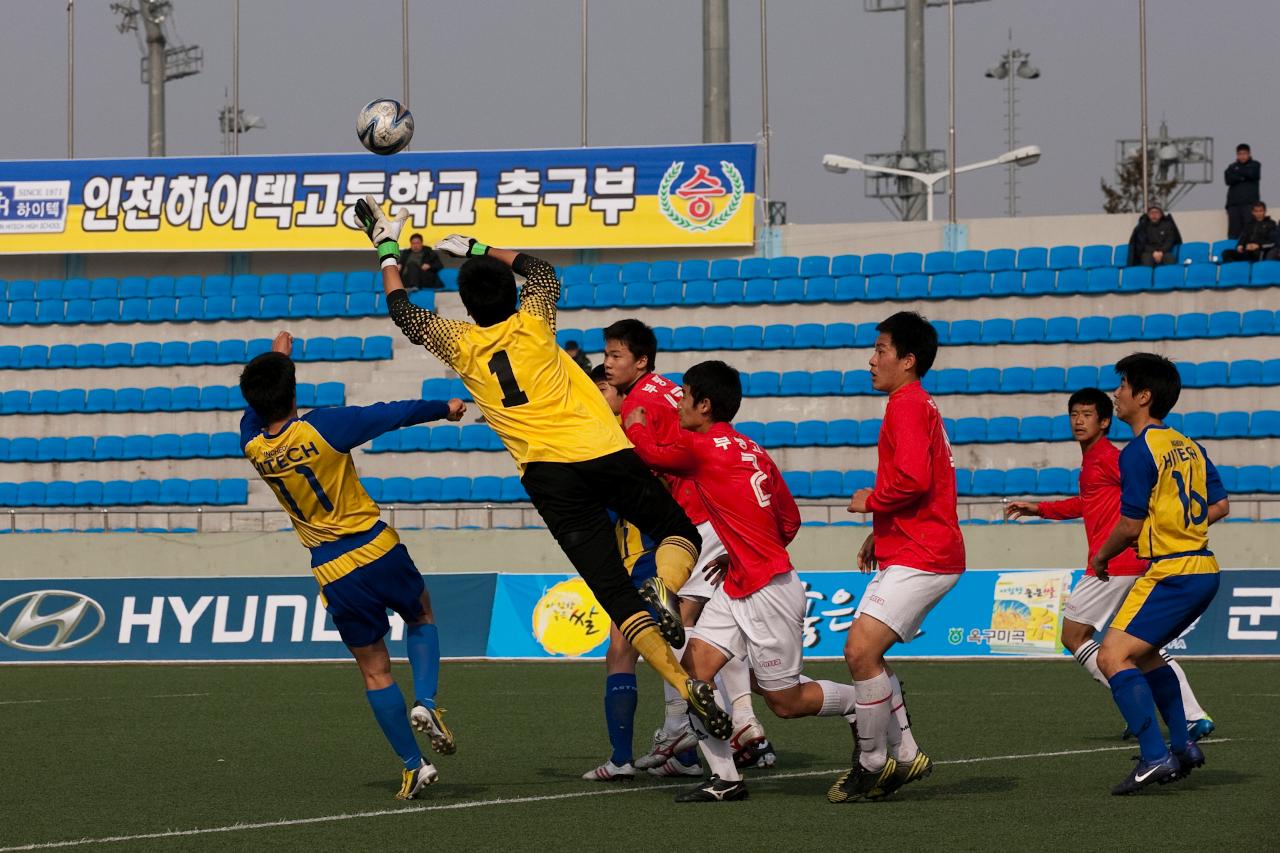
[387,254,630,468]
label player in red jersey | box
[625,360,860,803]
[1004,387,1213,739]
[604,320,775,776]
[830,311,965,805]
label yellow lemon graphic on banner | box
[532,578,609,657]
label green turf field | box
[0,659,1273,852]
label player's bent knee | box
[759,679,805,718]
[1059,619,1092,652]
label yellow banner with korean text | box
[0,144,757,254]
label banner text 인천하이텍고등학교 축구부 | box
[0,144,756,254]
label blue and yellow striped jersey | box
[240,399,449,584]
[1119,424,1227,562]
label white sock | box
[719,656,756,726]
[817,680,858,717]
[887,674,920,762]
[853,671,893,771]
[1161,652,1207,721]
[662,680,688,732]
[688,693,741,781]
[1072,639,1109,688]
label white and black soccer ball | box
[355,99,414,155]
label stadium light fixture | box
[821,145,1041,221]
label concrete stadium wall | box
[2,523,1275,580]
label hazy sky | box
[0,0,1269,224]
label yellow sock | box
[621,613,690,700]
[655,535,699,593]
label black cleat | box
[1171,741,1205,780]
[638,577,685,647]
[686,678,732,740]
[827,758,898,804]
[867,751,933,800]
[1110,753,1180,795]
[675,775,749,802]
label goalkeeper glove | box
[434,233,489,258]
[353,195,409,263]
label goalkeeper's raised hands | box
[354,195,409,263]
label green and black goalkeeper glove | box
[434,233,489,258]
[353,194,409,264]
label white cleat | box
[731,720,776,769]
[582,760,636,782]
[410,702,456,755]
[395,758,439,800]
[647,754,703,777]
[634,726,700,770]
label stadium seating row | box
[0,478,248,507]
[0,382,344,415]
[0,433,243,462]
[423,360,1280,402]
[0,271,393,301]
[558,309,1280,354]
[555,261,1277,309]
[0,291,424,326]
[0,336,393,371]
[363,410,1280,456]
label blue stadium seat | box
[186,479,217,505]
[14,482,46,508]
[288,294,318,318]
[782,472,812,499]
[19,344,49,369]
[7,280,36,301]
[139,387,169,412]
[1179,411,1214,440]
[861,253,892,275]
[440,476,472,502]
[315,382,343,407]
[795,420,826,447]
[130,479,162,506]
[145,299,175,323]
[1251,410,1280,438]
[819,322,852,348]
[948,319,979,345]
[1106,314,1140,341]
[310,292,343,318]
[808,470,842,499]
[0,345,18,370]
[739,258,770,279]
[150,434,181,459]
[926,368,962,395]
[146,276,174,298]
[702,325,732,350]
[422,378,453,400]
[968,368,999,393]
[295,383,316,408]
[1001,367,1034,394]
[980,318,1013,344]
[743,278,774,304]
[929,273,961,299]
[1219,262,1251,289]
[301,337,334,362]
[1066,365,1099,389]
[779,371,810,396]
[380,477,413,503]
[736,421,765,444]
[922,251,954,274]
[891,252,922,275]
[258,293,288,320]
[1084,268,1118,293]
[1141,313,1176,341]
[832,275,865,301]
[1193,361,1228,388]
[960,272,992,298]
[897,274,929,300]
[1241,310,1275,336]
[644,279,680,306]
[592,283,623,307]
[344,271,375,293]
[35,279,62,300]
[1039,316,1075,344]
[63,300,92,324]
[216,480,248,506]
[73,480,104,507]
[954,417,986,444]
[171,386,200,412]
[1237,465,1270,493]
[60,278,90,299]
[160,341,190,366]
[683,280,714,306]
[830,254,860,276]
[799,256,830,278]
[648,261,679,281]
[1020,269,1054,295]
[28,389,59,414]
[1031,366,1065,393]
[811,370,842,395]
[1019,416,1053,442]
[44,480,77,507]
[1005,467,1037,494]
[1012,317,1046,343]
[764,421,797,447]
[471,476,504,503]
[1118,266,1152,292]
[1184,263,1218,289]
[950,249,984,273]
[287,273,318,295]
[1037,467,1073,495]
[1176,312,1211,339]
[101,480,132,505]
[34,299,66,325]
[362,335,393,360]
[621,281,654,307]
[787,323,821,349]
[1049,415,1072,441]
[409,477,442,503]
[209,432,240,457]
[762,324,794,349]
[213,339,246,365]
[88,277,118,300]
[345,292,377,317]
[86,299,119,324]
[985,248,1016,272]
[1251,260,1280,286]
[325,336,357,361]
[678,259,709,281]
[200,296,231,321]
[1047,245,1080,270]
[1016,247,1048,271]
[709,258,740,279]
[55,389,85,414]
[749,371,781,397]
[1179,242,1210,265]
[311,272,344,296]
[1215,466,1239,493]
[1151,264,1184,291]
[5,300,35,325]
[179,433,212,459]
[844,470,875,494]
[866,275,897,301]
[671,326,702,351]
[824,419,857,446]
[7,438,37,461]
[172,296,203,322]
[840,370,871,395]
[1217,411,1249,439]
[970,469,1005,496]
[1227,360,1262,387]
[65,436,94,461]
[774,276,805,303]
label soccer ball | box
[356,99,414,155]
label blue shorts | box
[322,544,426,648]
[1111,566,1220,647]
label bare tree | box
[1101,152,1182,213]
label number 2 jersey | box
[625,420,801,599]
[1119,424,1227,571]
[240,399,450,585]
[387,254,630,468]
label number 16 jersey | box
[387,253,629,468]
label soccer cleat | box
[638,577,685,647]
[634,726,700,769]
[730,721,777,769]
[686,679,732,740]
[1110,753,1180,795]
[582,760,636,782]
[648,754,703,777]
[410,703,456,755]
[395,758,438,800]
[1171,741,1206,780]
[1187,716,1215,742]
[827,758,898,804]
[674,775,749,803]
[867,751,933,800]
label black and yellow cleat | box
[686,678,732,740]
[827,758,898,804]
[867,751,932,800]
[410,703,456,755]
[395,758,439,800]
[639,577,685,647]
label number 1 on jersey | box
[488,350,529,408]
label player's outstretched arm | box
[304,398,466,454]
[622,407,699,476]
[435,234,560,330]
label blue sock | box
[1145,665,1189,754]
[405,623,440,709]
[676,748,699,767]
[604,673,639,766]
[366,685,423,771]
[1110,668,1168,762]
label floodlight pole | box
[903,0,927,220]
[759,0,771,222]
[67,0,75,158]
[233,0,240,155]
[947,0,956,224]
[142,2,166,156]
[580,0,588,147]
[702,0,730,143]
[1139,0,1149,211]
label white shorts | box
[1063,574,1141,631]
[686,571,805,692]
[678,520,727,601]
[855,565,961,643]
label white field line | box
[0,692,212,706]
[0,738,1233,852]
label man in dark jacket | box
[1127,205,1182,266]
[398,233,445,290]
[1225,144,1261,239]
[1222,202,1276,262]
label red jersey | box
[626,420,801,599]
[620,372,709,526]
[866,381,966,574]
[1036,438,1147,576]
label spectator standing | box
[1127,205,1182,267]
[1224,144,1261,240]
[1222,202,1276,262]
[564,340,593,373]
[399,233,445,290]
